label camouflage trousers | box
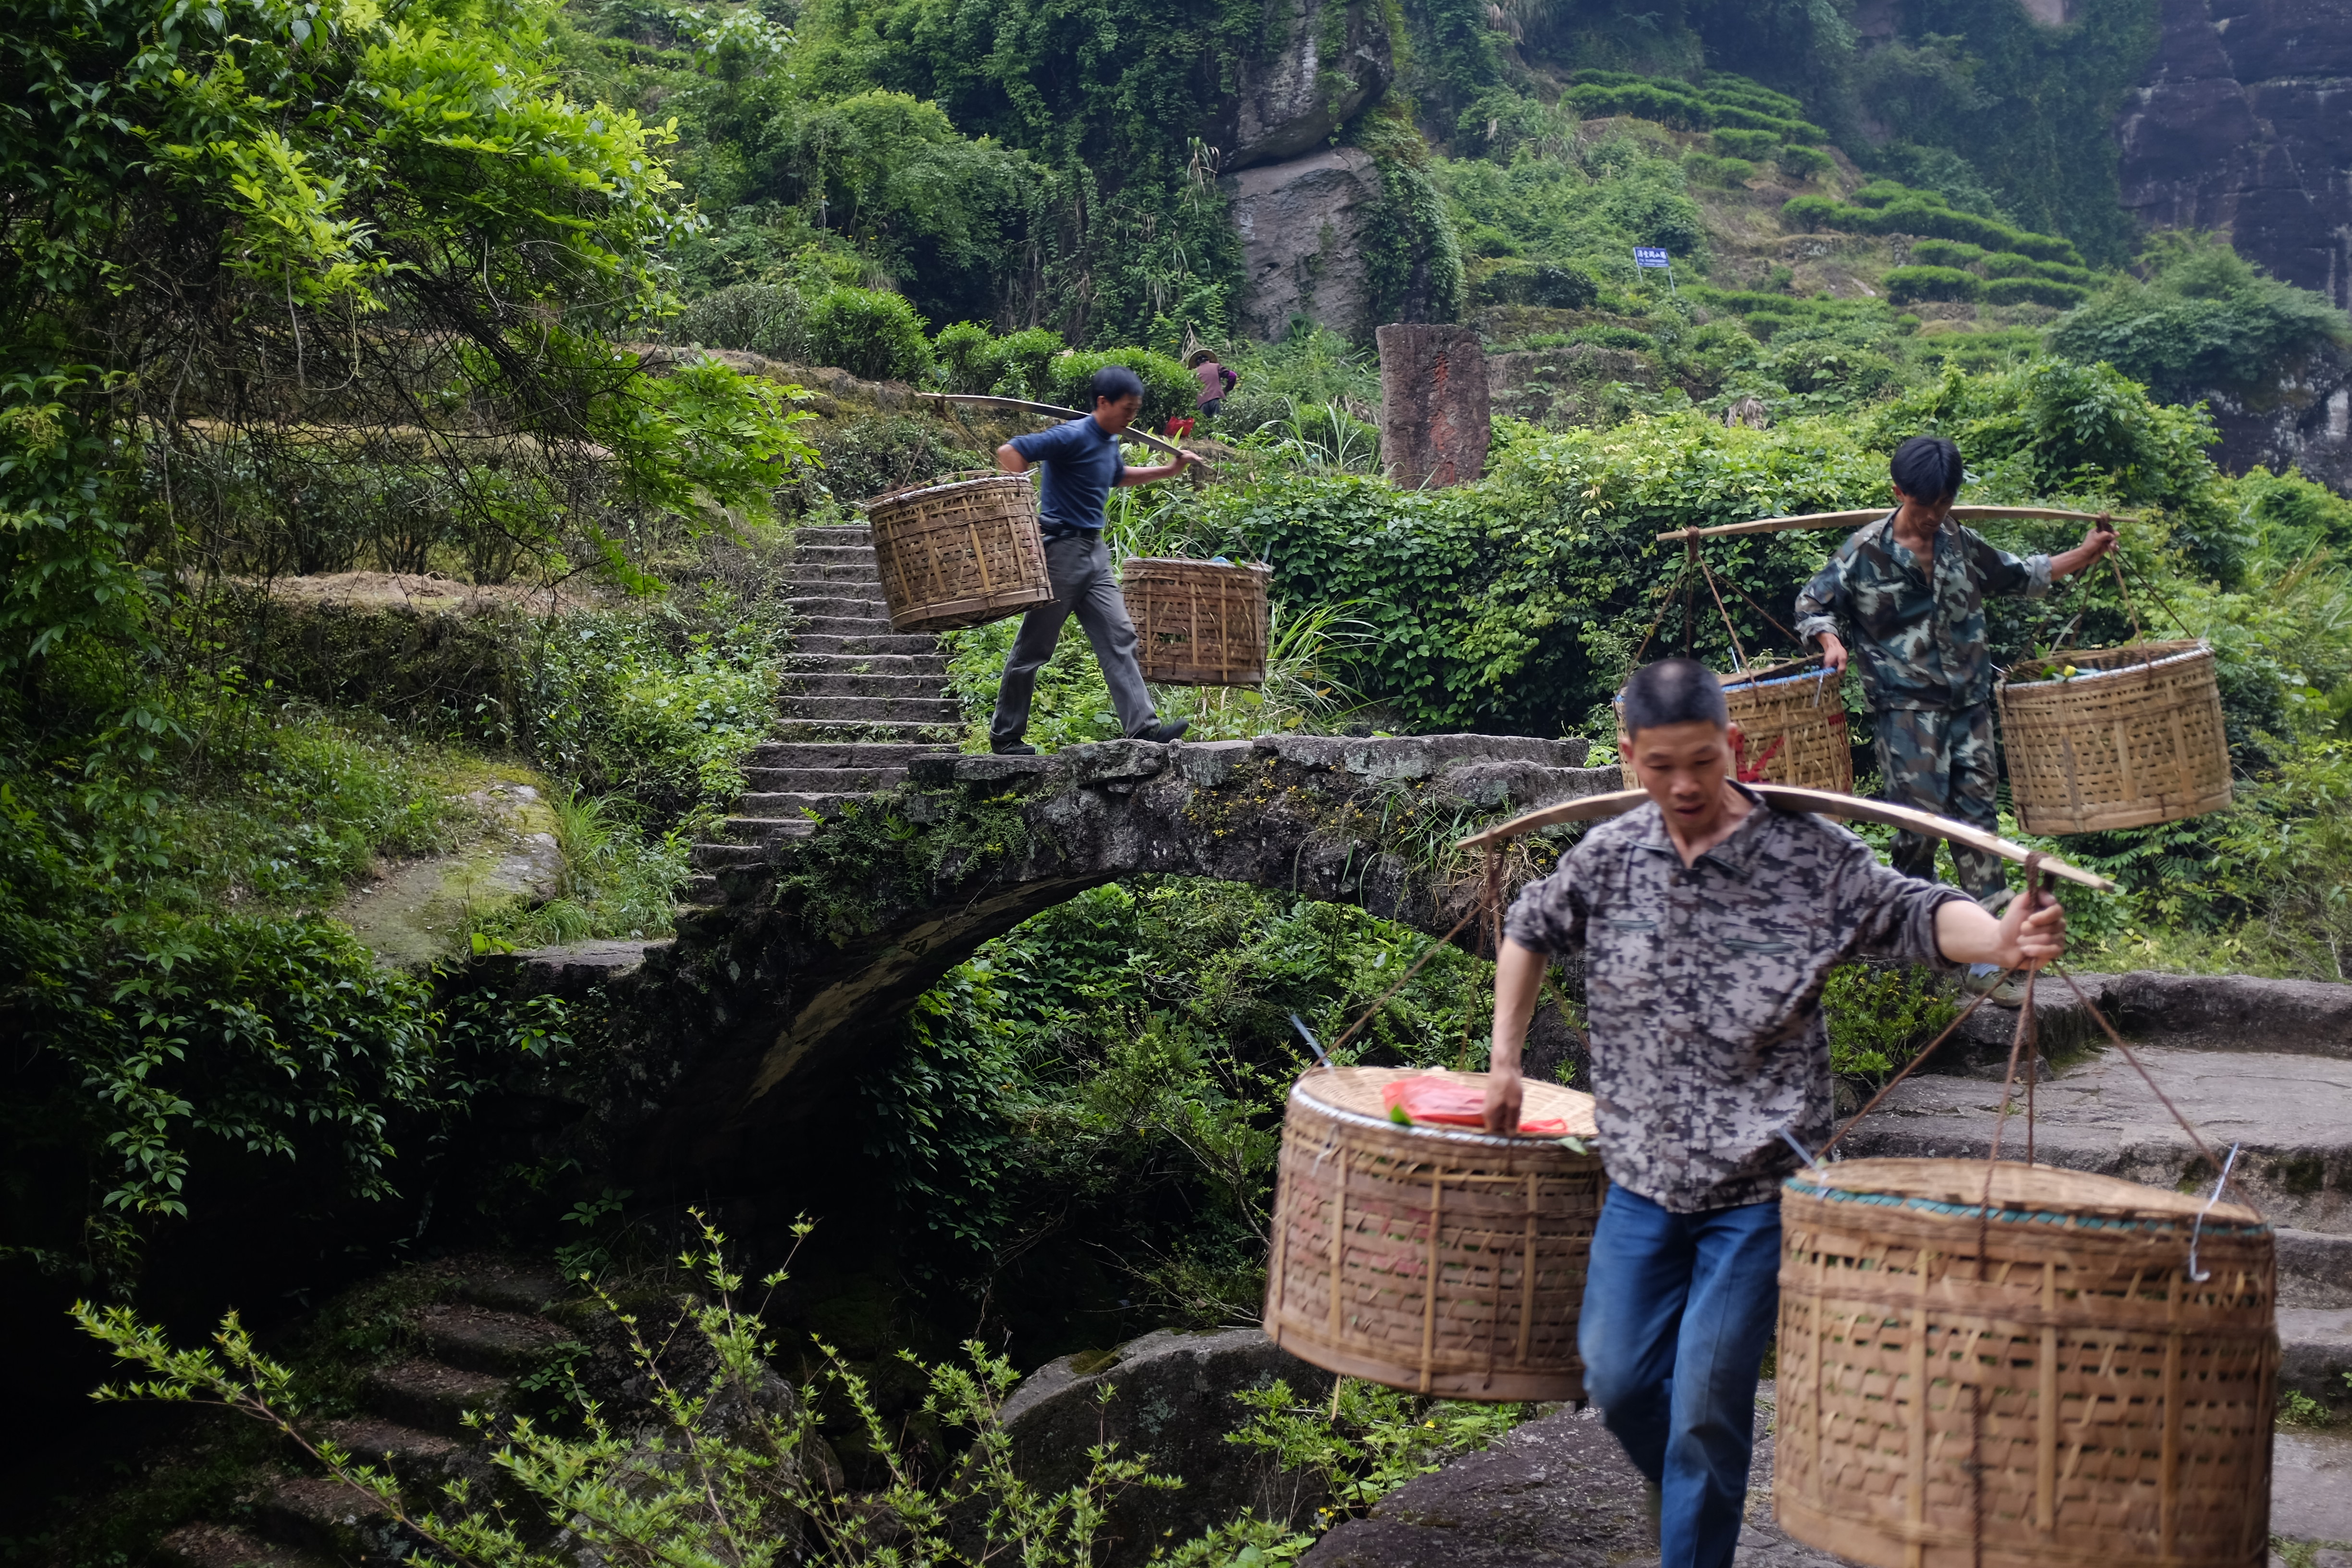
[1871,702,2004,899]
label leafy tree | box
[2049,232,2352,405]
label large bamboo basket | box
[1121,558,1272,686]
[1264,1066,1604,1402]
[1776,1158,2276,1568]
[864,470,1055,633]
[1617,660,1853,793]
[1997,640,2232,834]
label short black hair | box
[1889,435,1964,502]
[1090,365,1146,406]
[1619,658,1728,735]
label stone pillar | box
[1376,323,1490,489]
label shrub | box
[1884,266,1985,305]
[1711,128,1778,159]
[1978,252,2038,279]
[1910,239,1984,269]
[1778,194,1844,231]
[931,320,997,392]
[672,283,807,359]
[1474,259,1599,309]
[987,327,1065,399]
[1043,347,1196,428]
[1776,145,1831,180]
[1683,150,1755,188]
[1983,276,2090,308]
[802,287,933,381]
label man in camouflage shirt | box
[1793,436,2115,920]
[1481,657,2069,1568]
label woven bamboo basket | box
[1264,1066,1605,1401]
[1997,640,2232,835]
[864,470,1055,633]
[1121,558,1272,686]
[1776,1158,2276,1568]
[1617,660,1852,793]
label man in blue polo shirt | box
[990,366,1203,755]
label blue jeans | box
[1579,1185,1782,1568]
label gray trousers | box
[990,532,1157,747]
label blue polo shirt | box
[1009,415,1128,533]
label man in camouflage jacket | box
[1793,436,2115,910]
[1480,657,2070,1568]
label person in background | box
[1481,656,2070,1568]
[1793,434,2115,1002]
[989,365,1200,756]
[1186,347,1237,428]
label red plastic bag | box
[1380,1075,1568,1137]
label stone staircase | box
[152,1257,574,1568]
[686,521,962,904]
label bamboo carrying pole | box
[1654,506,2135,543]
[922,392,1193,461]
[1454,785,2117,891]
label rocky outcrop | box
[2117,0,2352,312]
[1223,148,1384,340]
[1217,0,1394,171]
[1002,1329,1335,1564]
[1377,324,1490,488]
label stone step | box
[774,718,962,744]
[784,557,880,578]
[791,652,949,676]
[789,672,951,699]
[688,842,773,870]
[444,1254,568,1315]
[795,632,941,656]
[785,596,890,621]
[795,525,873,545]
[360,1359,511,1439]
[743,766,908,793]
[790,544,881,565]
[733,791,862,820]
[741,740,956,769]
[251,1475,402,1560]
[722,815,826,845]
[318,1416,486,1497]
[682,873,723,905]
[796,614,901,638]
[2280,1307,2352,1411]
[413,1301,574,1376]
[1832,1041,2352,1237]
[779,695,963,723]
[154,1523,341,1568]
[2282,1226,2352,1307]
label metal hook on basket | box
[2187,1140,2242,1284]
[1290,1013,1334,1072]
[1777,1126,1823,1170]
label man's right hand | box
[1481,1065,1525,1135]
[1817,632,1849,675]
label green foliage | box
[1565,70,1826,143]
[804,287,937,381]
[1431,128,1709,284]
[76,1217,1178,1568]
[1884,266,1984,306]
[858,881,1492,1313]
[1223,1377,1527,1537]
[1781,184,2082,266]
[1821,963,1959,1084]
[1043,349,1200,431]
[2048,233,2352,404]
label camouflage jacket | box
[1793,511,2052,710]
[1502,788,1966,1213]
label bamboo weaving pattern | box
[1121,557,1272,686]
[1264,1067,1604,1403]
[1775,1158,2276,1568]
[863,470,1055,633]
[1997,640,2232,834]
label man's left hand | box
[2080,513,2119,559]
[1993,884,2068,970]
[1176,447,1205,468]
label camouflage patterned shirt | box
[1793,511,2052,710]
[1502,788,1967,1213]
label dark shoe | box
[1130,719,1190,744]
[991,741,1039,756]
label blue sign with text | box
[1633,247,1672,269]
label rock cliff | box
[1214,0,1394,171]
[1222,147,1384,340]
[2117,0,2352,487]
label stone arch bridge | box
[494,734,1615,1195]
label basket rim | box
[1122,556,1272,575]
[1290,1066,1598,1144]
[1786,1156,2266,1234]
[859,468,1025,509]
[2000,638,2210,690]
